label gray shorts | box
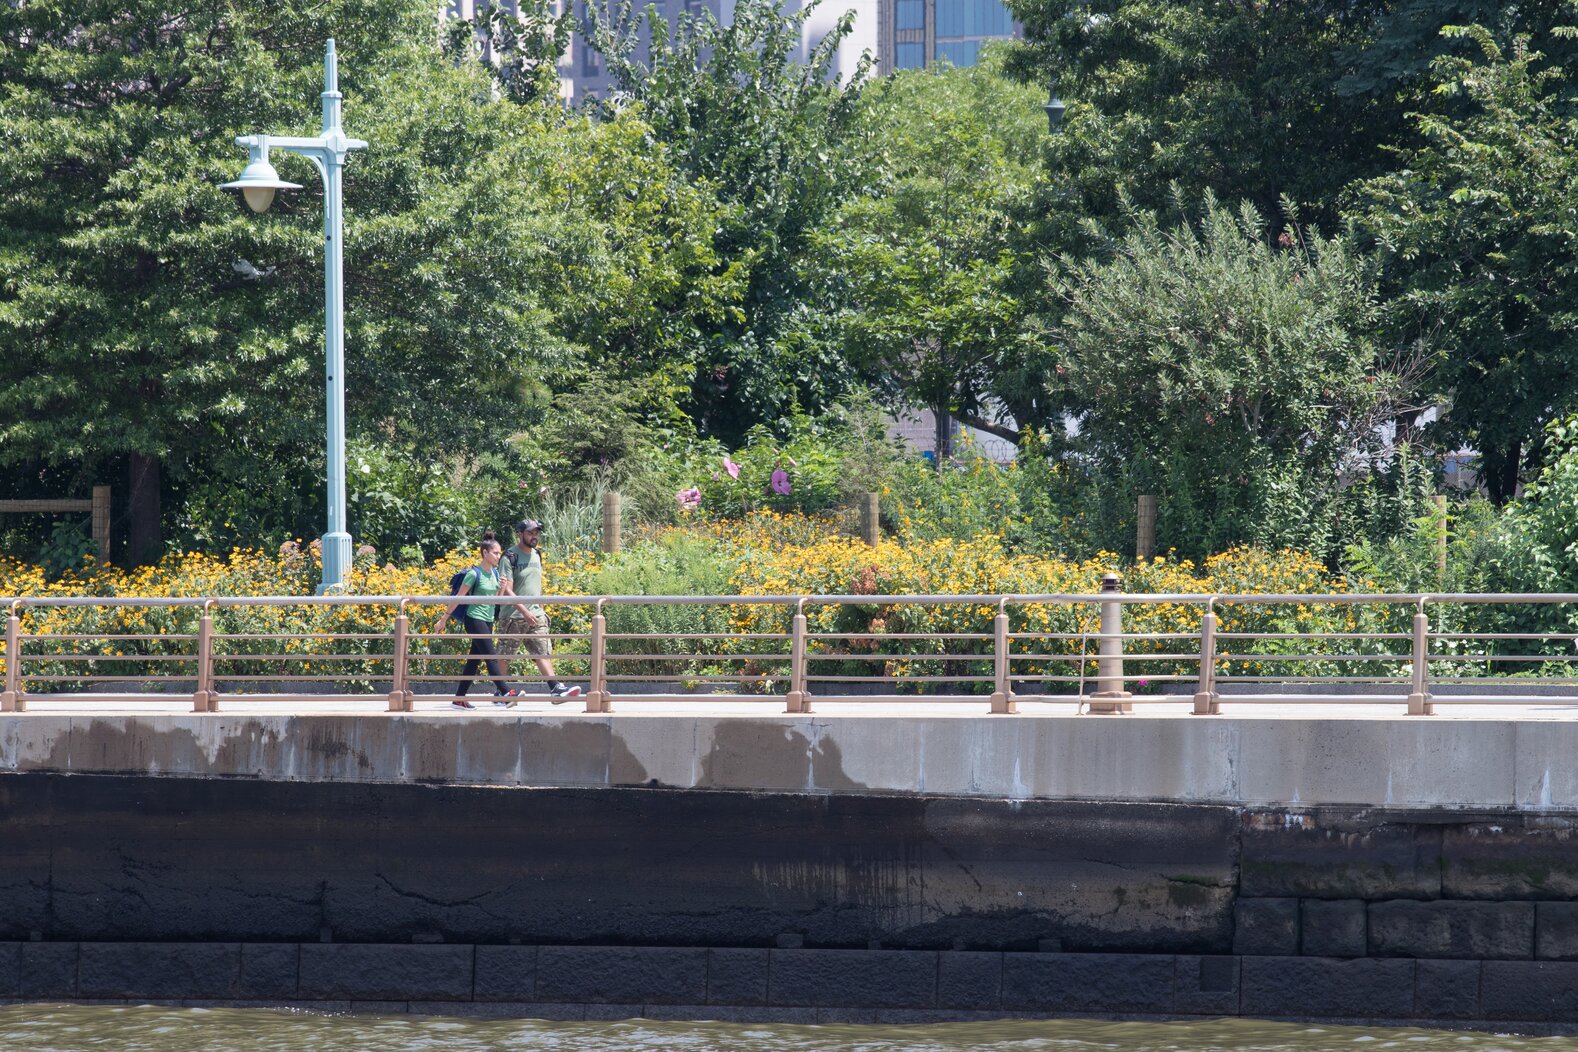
[497,615,551,658]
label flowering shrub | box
[0,515,1488,694]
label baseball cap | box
[516,519,544,533]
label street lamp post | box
[221,39,367,593]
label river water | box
[1,1007,1574,1052]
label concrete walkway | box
[9,693,1578,720]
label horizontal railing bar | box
[1218,653,1410,662]
[806,652,989,662]
[15,675,198,683]
[806,675,996,683]
[213,653,393,662]
[604,674,774,683]
[18,654,195,663]
[215,633,390,641]
[1216,632,1411,640]
[605,632,789,641]
[1010,652,1200,662]
[1431,632,1578,641]
[1008,632,1195,641]
[15,634,201,642]
[809,632,992,641]
[1425,654,1572,662]
[603,653,787,662]
[13,592,1578,612]
[1215,676,1410,683]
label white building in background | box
[445,0,1018,103]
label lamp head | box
[1045,85,1067,131]
[220,143,301,213]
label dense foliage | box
[9,0,1578,596]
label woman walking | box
[435,531,523,708]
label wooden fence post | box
[91,486,111,565]
[860,492,880,547]
[602,492,622,555]
[1136,494,1157,561]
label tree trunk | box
[933,404,952,467]
[1482,439,1522,506]
[128,452,162,565]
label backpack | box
[445,566,478,624]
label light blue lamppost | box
[221,40,367,593]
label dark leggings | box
[457,615,511,696]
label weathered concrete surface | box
[0,773,1237,950]
[2,709,1575,809]
[14,941,1578,1031]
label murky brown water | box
[0,1006,1574,1052]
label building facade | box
[446,0,1017,103]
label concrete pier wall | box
[5,711,1578,1026]
[4,712,1578,809]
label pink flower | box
[723,456,740,480]
[517,480,528,489]
[770,469,791,496]
[676,486,702,510]
[788,455,798,467]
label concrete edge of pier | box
[4,708,1577,808]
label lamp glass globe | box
[242,185,277,213]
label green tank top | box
[461,566,501,623]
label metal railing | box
[3,585,1578,714]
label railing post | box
[1193,601,1220,715]
[588,599,609,713]
[990,601,1015,713]
[1087,573,1132,714]
[785,599,810,714]
[2,601,23,713]
[193,600,216,712]
[1407,599,1434,715]
[389,600,410,712]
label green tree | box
[589,0,870,440]
[819,61,1049,457]
[443,0,574,106]
[1004,0,1398,235]
[1354,26,1578,503]
[0,0,580,557]
[1051,195,1398,556]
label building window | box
[895,0,924,31]
[933,39,980,66]
[895,41,925,68]
[934,0,1012,38]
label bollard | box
[1136,494,1157,561]
[1407,604,1434,715]
[193,602,216,712]
[2,604,21,712]
[990,605,1016,714]
[389,604,411,712]
[588,603,610,713]
[602,492,622,555]
[860,492,880,547]
[1087,573,1132,713]
[1192,604,1221,715]
[785,600,810,713]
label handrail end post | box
[1192,607,1220,715]
[990,609,1015,714]
[1088,574,1132,713]
[1408,607,1434,715]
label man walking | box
[497,519,582,702]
